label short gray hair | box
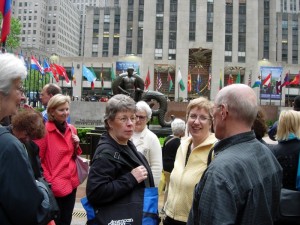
[215,84,258,126]
[171,118,186,136]
[104,94,136,130]
[47,94,71,121]
[136,101,152,120]
[0,53,27,95]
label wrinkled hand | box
[131,165,148,183]
[72,134,80,150]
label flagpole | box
[288,70,290,106]
[259,70,262,106]
[269,71,272,105]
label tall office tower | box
[12,0,81,56]
[71,0,118,56]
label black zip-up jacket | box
[86,133,154,208]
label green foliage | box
[159,137,166,147]
[0,15,22,48]
[77,127,93,143]
[149,117,159,125]
[24,70,51,93]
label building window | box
[238,1,246,62]
[189,0,196,41]
[206,0,214,42]
[126,40,132,54]
[155,49,163,60]
[282,13,288,62]
[292,14,298,64]
[113,37,119,55]
[263,0,270,59]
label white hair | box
[136,101,152,120]
[0,53,27,94]
[171,118,186,136]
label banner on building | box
[116,62,140,75]
[260,66,283,100]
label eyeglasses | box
[115,116,136,124]
[189,114,211,122]
[136,115,147,121]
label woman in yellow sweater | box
[163,97,217,225]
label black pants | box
[163,216,186,225]
[55,188,77,225]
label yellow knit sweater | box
[164,133,217,222]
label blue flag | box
[82,65,96,82]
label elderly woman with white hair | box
[132,101,163,187]
[161,118,186,212]
[0,53,48,225]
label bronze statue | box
[112,68,172,127]
[117,67,144,102]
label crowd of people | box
[1,52,300,225]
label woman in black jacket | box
[272,110,300,225]
[86,94,158,225]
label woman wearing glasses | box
[86,94,156,224]
[132,101,162,187]
[163,97,217,225]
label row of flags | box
[21,53,300,94]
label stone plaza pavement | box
[71,136,278,225]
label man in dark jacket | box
[188,84,282,225]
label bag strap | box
[296,153,300,190]
[93,148,152,188]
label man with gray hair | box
[188,84,282,225]
[40,83,70,123]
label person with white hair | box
[161,118,186,213]
[132,101,163,187]
[0,53,49,225]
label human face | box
[212,104,225,139]
[1,78,23,119]
[187,107,212,144]
[135,109,148,133]
[50,102,70,123]
[108,111,136,145]
[40,87,52,107]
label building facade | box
[12,0,81,57]
[10,0,300,105]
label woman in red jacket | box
[35,94,82,225]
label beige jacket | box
[164,133,217,222]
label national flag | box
[219,69,223,90]
[262,73,271,86]
[167,71,173,92]
[227,74,234,85]
[50,64,59,82]
[31,56,44,74]
[53,64,69,83]
[187,73,192,92]
[207,73,212,91]
[82,65,96,83]
[196,74,201,93]
[144,68,151,90]
[0,0,11,43]
[89,65,97,90]
[276,78,282,94]
[43,59,59,82]
[71,66,76,85]
[111,64,116,81]
[235,70,241,83]
[289,73,300,85]
[177,67,185,91]
[136,66,140,76]
[252,76,261,88]
[280,72,289,89]
[156,72,162,91]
